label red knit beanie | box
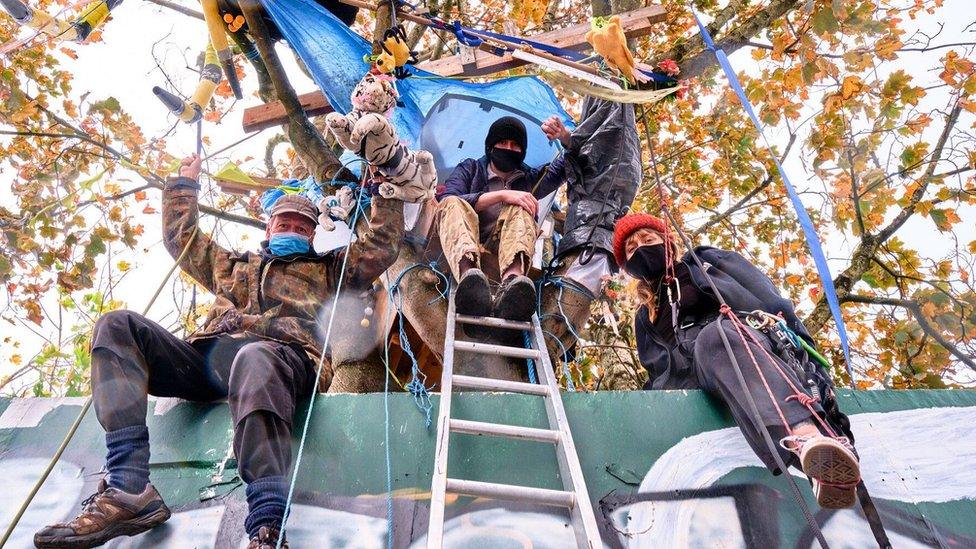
[612,213,669,266]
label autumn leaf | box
[840,75,864,100]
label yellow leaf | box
[841,75,864,100]
[11,354,21,366]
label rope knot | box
[785,393,820,407]
[719,304,732,315]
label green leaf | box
[813,7,840,35]
[85,234,106,257]
[89,96,121,114]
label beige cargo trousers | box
[436,196,539,281]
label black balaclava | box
[625,244,670,282]
[485,116,528,171]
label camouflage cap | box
[270,194,318,225]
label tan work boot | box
[247,525,289,549]
[782,435,861,509]
[34,479,170,548]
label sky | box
[1,0,974,390]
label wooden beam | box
[239,5,666,132]
[419,5,667,77]
[242,90,334,133]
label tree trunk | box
[240,1,342,182]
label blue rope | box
[276,185,368,549]
[687,6,855,386]
[539,325,575,391]
[522,330,538,384]
[386,262,450,428]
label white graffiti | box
[411,508,576,549]
[624,406,976,548]
[0,397,88,428]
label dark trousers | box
[680,318,819,474]
[90,309,316,483]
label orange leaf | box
[134,190,147,201]
[142,205,157,215]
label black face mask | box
[489,147,523,173]
[625,244,668,282]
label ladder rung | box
[454,340,540,360]
[455,314,533,331]
[450,419,560,443]
[446,479,575,508]
[452,374,549,396]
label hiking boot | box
[34,479,170,548]
[247,525,289,549]
[493,275,537,322]
[455,268,492,337]
[782,435,860,509]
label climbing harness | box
[426,289,600,548]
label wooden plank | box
[419,5,667,77]
[242,90,334,133]
[239,5,666,132]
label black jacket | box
[436,155,567,206]
[557,97,642,261]
[637,246,815,390]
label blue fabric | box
[245,476,288,538]
[268,233,312,256]
[260,0,573,177]
[687,7,854,382]
[105,425,150,493]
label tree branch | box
[239,0,341,181]
[842,293,976,371]
[805,101,963,335]
[658,0,804,80]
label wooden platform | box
[241,5,666,132]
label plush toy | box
[324,72,436,203]
[586,15,643,85]
[316,186,358,231]
[374,24,416,78]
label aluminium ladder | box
[426,289,601,548]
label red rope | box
[720,305,793,432]
[720,305,840,438]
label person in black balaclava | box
[436,115,572,331]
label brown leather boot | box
[247,525,289,549]
[34,479,170,548]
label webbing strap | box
[687,6,855,385]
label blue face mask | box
[268,232,311,256]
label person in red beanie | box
[613,214,862,510]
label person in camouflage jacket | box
[34,154,404,549]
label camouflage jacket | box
[162,176,404,389]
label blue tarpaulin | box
[259,0,572,173]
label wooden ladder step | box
[454,340,540,360]
[452,374,549,396]
[446,478,575,508]
[450,419,560,443]
[455,314,533,331]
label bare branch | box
[842,294,976,371]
